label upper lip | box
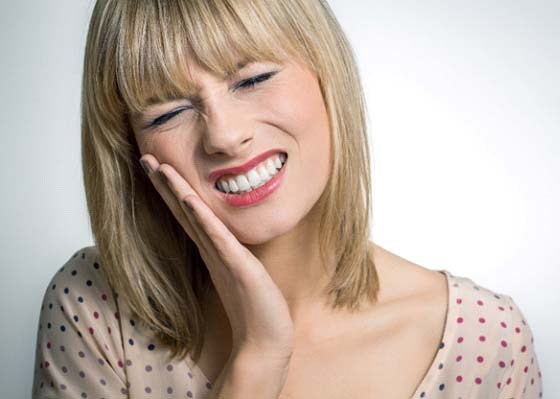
[209,149,286,184]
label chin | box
[229,218,295,246]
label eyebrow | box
[226,59,254,77]
[138,59,257,111]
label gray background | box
[1,1,558,397]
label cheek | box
[133,129,166,159]
[136,135,201,183]
[132,129,149,155]
[133,114,196,160]
[261,85,328,142]
[264,86,332,192]
[139,133,186,159]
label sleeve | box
[497,296,543,399]
[31,247,129,399]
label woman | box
[31,0,543,398]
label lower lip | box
[214,155,288,208]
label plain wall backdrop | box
[1,1,558,397]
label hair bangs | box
[115,0,301,117]
[82,0,378,361]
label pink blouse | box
[32,246,543,398]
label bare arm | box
[207,350,292,399]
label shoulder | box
[446,270,530,338]
[32,246,128,397]
[34,244,123,349]
[449,270,539,355]
[370,245,542,395]
[41,245,114,304]
[369,243,448,306]
[35,244,120,335]
[46,245,104,285]
[437,271,543,395]
[372,243,533,341]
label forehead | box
[122,50,293,117]
[127,58,283,125]
[152,58,259,99]
[113,1,305,118]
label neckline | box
[190,268,455,393]
[408,268,454,398]
[188,354,212,386]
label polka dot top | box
[32,246,543,398]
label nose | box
[201,95,255,157]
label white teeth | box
[216,152,287,194]
[246,169,261,188]
[227,178,239,193]
[265,158,277,175]
[257,164,271,183]
[235,175,252,191]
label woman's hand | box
[139,155,295,363]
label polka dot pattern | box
[32,246,543,398]
[410,269,543,399]
[31,246,212,398]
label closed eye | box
[234,71,277,91]
[150,108,190,127]
[148,71,278,128]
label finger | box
[139,155,204,246]
[156,162,198,205]
[154,162,253,290]
[158,163,250,264]
[140,156,249,299]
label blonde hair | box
[82,0,378,362]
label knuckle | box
[205,228,222,243]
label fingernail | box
[139,159,152,175]
[157,169,168,184]
[182,198,193,210]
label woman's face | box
[130,57,332,245]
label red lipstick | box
[209,149,286,184]
[213,154,288,208]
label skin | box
[131,56,338,335]
[131,56,450,396]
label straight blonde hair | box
[82,0,378,362]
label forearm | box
[206,351,291,399]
